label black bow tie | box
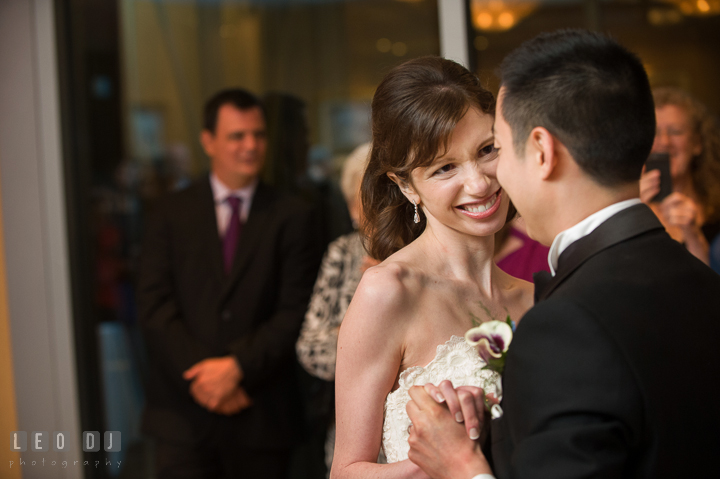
[533,270,553,303]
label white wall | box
[439,0,470,67]
[0,1,82,477]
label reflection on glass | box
[469,0,720,121]
[470,0,539,32]
[90,1,442,477]
[120,0,440,185]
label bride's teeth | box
[466,204,486,213]
[463,193,497,213]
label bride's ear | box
[387,172,420,205]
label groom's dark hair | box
[499,29,655,186]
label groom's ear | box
[529,127,558,181]
[387,172,419,203]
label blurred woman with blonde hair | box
[640,87,720,263]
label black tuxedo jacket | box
[138,177,322,449]
[491,204,720,478]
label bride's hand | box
[423,381,485,441]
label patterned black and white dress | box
[296,232,365,380]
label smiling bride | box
[330,56,534,479]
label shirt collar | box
[210,173,258,205]
[547,198,642,276]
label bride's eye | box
[479,144,498,159]
[433,164,456,175]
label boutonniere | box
[464,304,516,418]
[464,316,514,375]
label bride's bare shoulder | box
[356,260,416,306]
[342,258,420,331]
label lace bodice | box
[381,335,500,463]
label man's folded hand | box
[213,386,254,415]
[183,356,243,410]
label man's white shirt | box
[547,198,642,276]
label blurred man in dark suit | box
[138,89,321,479]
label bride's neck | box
[415,226,496,285]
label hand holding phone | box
[644,153,673,203]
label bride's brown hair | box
[362,56,497,261]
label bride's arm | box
[331,266,430,479]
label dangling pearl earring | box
[412,199,420,224]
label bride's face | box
[408,107,509,238]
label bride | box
[331,56,534,479]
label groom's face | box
[494,89,541,242]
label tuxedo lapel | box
[536,204,664,302]
[220,182,274,301]
[197,177,225,286]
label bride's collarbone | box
[402,303,475,342]
[417,280,506,312]
[404,288,515,336]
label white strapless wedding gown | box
[381,335,501,463]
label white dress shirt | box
[210,173,258,237]
[547,198,642,276]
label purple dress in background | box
[496,227,551,282]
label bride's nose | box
[464,168,493,196]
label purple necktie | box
[223,196,243,274]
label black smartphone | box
[645,153,673,202]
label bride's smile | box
[456,188,502,218]
[408,107,509,239]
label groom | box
[405,30,720,478]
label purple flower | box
[465,320,513,373]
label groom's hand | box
[406,385,492,479]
